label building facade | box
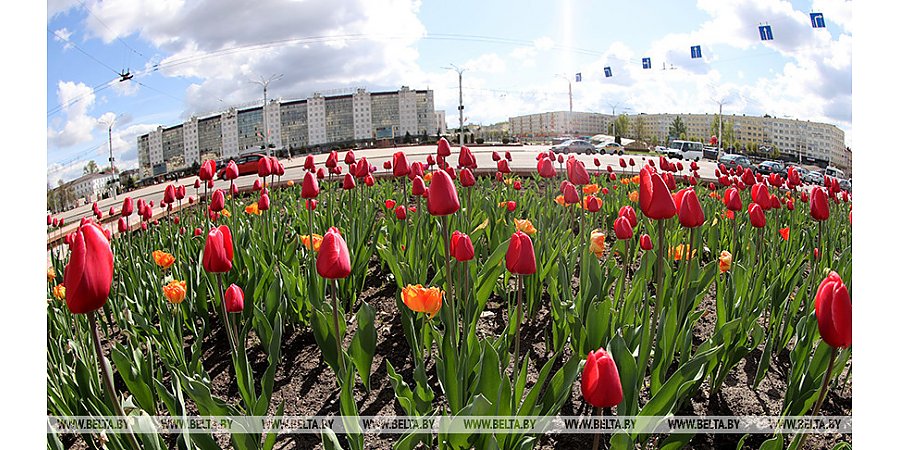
[137,87,436,178]
[509,111,850,170]
[71,173,115,203]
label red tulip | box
[563,182,580,205]
[173,216,180,225]
[497,159,511,174]
[63,222,114,314]
[505,151,512,161]
[458,145,476,168]
[639,167,676,220]
[301,171,319,199]
[364,174,375,186]
[225,284,244,313]
[317,168,326,180]
[748,203,766,228]
[505,231,536,275]
[557,154,564,164]
[437,137,452,157]
[344,150,356,165]
[601,187,609,195]
[491,151,501,162]
[619,158,626,169]
[674,188,705,228]
[176,185,186,200]
[194,179,201,189]
[581,348,623,408]
[225,160,239,180]
[566,156,591,185]
[614,216,634,240]
[426,154,435,167]
[193,227,202,236]
[446,167,456,180]
[108,207,116,217]
[117,218,127,233]
[537,157,557,178]
[724,187,743,211]
[385,199,396,210]
[393,151,410,177]
[343,173,356,190]
[317,227,351,279]
[459,168,476,187]
[202,225,234,273]
[230,182,239,198]
[394,205,407,220]
[355,157,370,178]
[586,196,601,212]
[810,187,830,221]
[617,205,637,228]
[450,231,475,262]
[122,197,134,216]
[409,161,425,180]
[259,193,270,211]
[254,156,271,177]
[210,189,225,212]
[304,154,315,171]
[326,150,338,168]
[207,180,214,189]
[751,183,772,210]
[199,159,216,181]
[411,176,426,196]
[815,272,851,348]
[426,170,460,216]
[506,201,517,212]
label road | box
[47,144,721,244]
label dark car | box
[719,153,755,172]
[217,153,268,179]
[756,161,787,176]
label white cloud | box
[48,81,98,148]
[52,27,73,50]
[462,53,507,75]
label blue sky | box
[46,0,853,185]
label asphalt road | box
[47,144,721,243]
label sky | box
[45,0,853,186]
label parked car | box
[598,142,624,155]
[654,145,668,154]
[703,146,720,160]
[550,139,597,154]
[786,164,809,178]
[804,171,825,185]
[217,153,268,179]
[660,140,704,160]
[719,153,755,172]
[756,161,787,176]
[839,179,851,192]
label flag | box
[810,12,825,28]
[575,73,582,82]
[642,57,651,69]
[604,67,612,78]
[690,45,702,59]
[759,24,773,41]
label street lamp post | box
[99,118,117,200]
[607,102,629,142]
[444,64,466,145]
[711,96,729,160]
[249,74,284,157]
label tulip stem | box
[650,219,665,351]
[513,274,524,380]
[792,346,837,450]
[440,215,456,348]
[88,311,141,450]
[331,279,346,379]
[591,406,604,450]
[216,274,238,355]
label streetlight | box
[98,117,117,200]
[607,101,629,142]
[249,74,283,157]
[443,64,466,145]
[554,74,573,113]
[711,96,729,160]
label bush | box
[475,138,485,144]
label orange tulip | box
[423,172,434,183]
[589,230,606,258]
[163,280,187,304]
[582,184,600,195]
[47,267,56,283]
[514,218,537,236]
[152,250,175,270]
[719,251,732,273]
[628,190,639,202]
[668,244,696,261]
[554,195,567,206]
[52,284,66,300]
[779,227,790,241]
[301,234,324,252]
[401,284,443,319]
[244,202,261,215]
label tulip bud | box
[202,225,234,273]
[210,189,225,212]
[317,227,352,279]
[259,193,270,211]
[199,159,216,181]
[437,137,451,157]
[748,203,766,228]
[364,175,375,186]
[815,272,851,348]
[810,187,830,221]
[63,222,113,314]
[301,171,320,199]
[426,170,460,216]
[640,234,653,250]
[225,284,244,313]
[225,160,239,180]
[639,167,676,220]
[674,188,705,228]
[450,231,475,261]
[613,216,633,240]
[459,168,476,187]
[342,173,356,190]
[506,201,517,212]
[394,205,407,220]
[719,251,733,273]
[581,348,623,408]
[506,231,536,275]
[566,156,591,185]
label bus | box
[662,140,705,160]
[824,166,846,179]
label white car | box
[662,140,704,161]
[804,171,825,185]
[598,142,624,155]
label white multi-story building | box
[221,108,239,159]
[352,89,373,140]
[71,173,115,202]
[509,111,850,170]
[138,87,437,176]
[307,94,327,146]
[435,110,447,135]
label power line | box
[76,0,146,59]
[48,28,122,76]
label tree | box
[632,115,647,142]
[668,116,686,140]
[83,160,99,175]
[403,131,412,144]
